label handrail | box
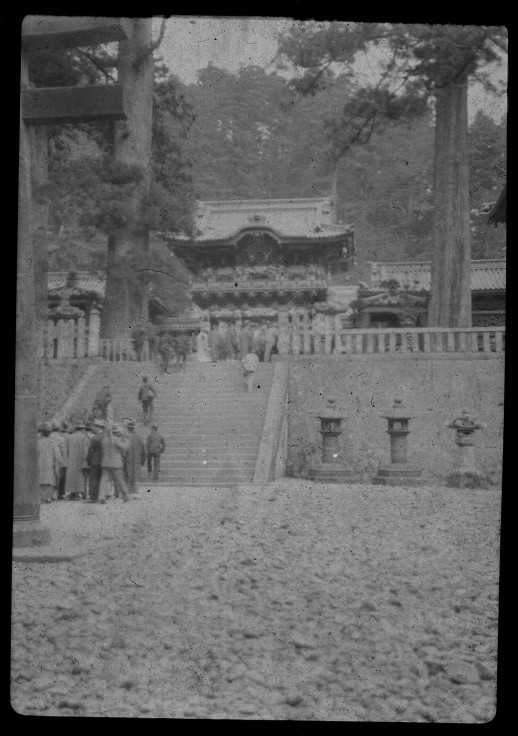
[253,362,289,483]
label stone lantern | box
[446,409,487,488]
[308,397,360,483]
[373,397,422,486]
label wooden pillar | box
[14,51,50,545]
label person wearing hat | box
[65,421,89,500]
[146,424,166,481]
[99,424,131,503]
[86,419,105,502]
[123,419,146,497]
[38,422,59,503]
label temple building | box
[352,259,506,328]
[161,197,355,328]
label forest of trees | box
[35,23,506,323]
[43,64,506,272]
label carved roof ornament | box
[447,408,484,432]
[48,270,85,318]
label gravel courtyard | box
[11,480,500,722]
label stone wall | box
[286,354,504,486]
[37,359,96,422]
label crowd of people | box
[37,378,167,504]
[203,321,279,363]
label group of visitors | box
[208,321,278,363]
[37,380,167,503]
[131,321,195,372]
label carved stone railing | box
[276,313,505,357]
[333,326,505,355]
[38,316,89,359]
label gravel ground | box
[11,480,500,721]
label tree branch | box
[77,49,116,83]
[133,17,168,72]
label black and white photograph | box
[12,14,506,721]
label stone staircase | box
[64,359,275,486]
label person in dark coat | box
[158,333,174,372]
[146,424,166,481]
[85,419,105,502]
[99,424,130,503]
[123,419,146,497]
[94,385,111,420]
[138,375,158,425]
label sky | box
[155,16,507,124]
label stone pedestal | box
[13,521,51,548]
[308,463,361,483]
[446,410,487,489]
[447,434,487,489]
[308,398,360,483]
[373,398,422,486]
[373,464,423,486]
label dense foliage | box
[35,27,506,287]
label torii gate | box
[15,17,131,548]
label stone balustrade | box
[40,309,505,361]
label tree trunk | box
[101,19,154,339]
[428,74,472,327]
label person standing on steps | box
[242,349,260,393]
[85,419,105,502]
[99,424,130,503]
[146,424,166,481]
[123,419,146,497]
[93,385,111,421]
[138,375,157,425]
[158,332,174,372]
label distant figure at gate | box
[252,323,265,361]
[239,321,251,359]
[242,349,260,393]
[263,323,278,362]
[131,324,146,361]
[146,321,159,362]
